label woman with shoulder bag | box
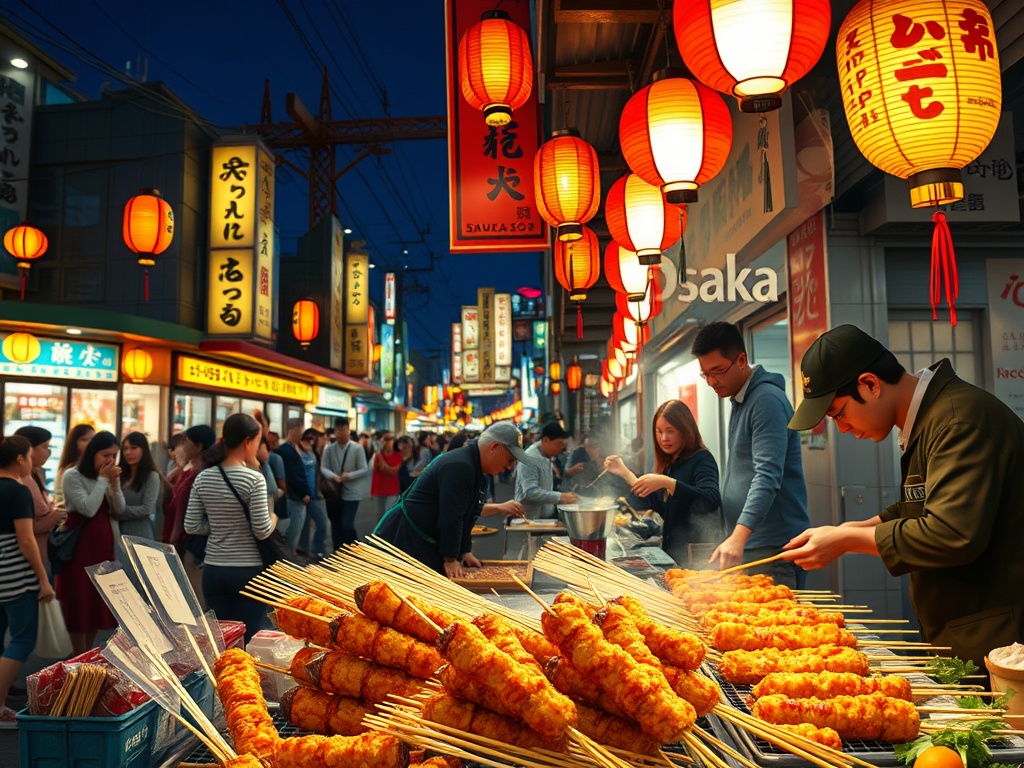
[604,400,724,567]
[184,414,276,642]
[0,436,56,726]
[13,426,65,579]
[115,432,167,544]
[58,431,124,655]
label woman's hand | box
[604,455,627,477]
[631,473,670,497]
[461,552,482,569]
[444,558,466,580]
[38,582,55,603]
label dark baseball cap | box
[541,421,570,440]
[789,325,889,431]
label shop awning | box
[0,302,206,347]
[198,340,384,396]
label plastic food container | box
[985,646,1024,728]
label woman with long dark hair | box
[116,432,167,543]
[605,400,724,566]
[13,426,65,576]
[0,436,55,725]
[58,431,124,655]
[185,414,276,641]
[53,423,95,507]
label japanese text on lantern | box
[345,249,368,326]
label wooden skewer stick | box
[583,468,609,488]
[586,574,607,606]
[918,706,1006,714]
[399,593,443,634]
[703,553,787,577]
[511,573,555,616]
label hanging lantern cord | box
[930,210,959,327]
[17,263,27,301]
[657,0,670,68]
[576,302,583,340]
[678,208,687,277]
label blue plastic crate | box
[17,699,160,768]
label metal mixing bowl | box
[557,499,618,541]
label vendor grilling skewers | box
[374,422,528,579]
[783,324,1024,670]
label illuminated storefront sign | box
[206,139,275,341]
[313,386,352,412]
[344,246,370,377]
[177,355,311,401]
[494,292,512,379]
[385,272,397,323]
[478,287,494,382]
[0,336,119,382]
[451,323,463,383]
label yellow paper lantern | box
[534,129,601,241]
[2,332,41,364]
[837,0,1001,326]
[122,348,154,383]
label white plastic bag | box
[36,599,73,659]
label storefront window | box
[3,382,67,489]
[173,393,213,431]
[215,396,242,434]
[241,399,265,425]
[265,403,284,437]
[889,314,981,385]
[749,320,793,405]
[71,388,118,435]
[122,384,162,441]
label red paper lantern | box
[458,10,533,126]
[616,282,662,325]
[619,73,732,205]
[566,361,582,392]
[292,299,320,348]
[123,189,174,301]
[673,0,830,112]
[605,174,682,265]
[3,223,47,300]
[604,241,650,301]
[535,129,601,241]
[553,226,601,339]
[550,381,562,395]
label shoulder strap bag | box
[217,465,297,567]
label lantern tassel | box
[930,210,959,327]
[576,303,583,340]
[19,270,26,301]
[758,115,772,213]
[144,269,150,302]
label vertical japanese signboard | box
[462,305,480,382]
[495,292,512,381]
[381,323,396,394]
[0,68,33,268]
[444,0,549,253]
[330,220,344,370]
[385,272,397,324]
[207,139,275,341]
[344,247,369,377]
[787,211,829,433]
[478,287,495,382]
[451,322,463,384]
[986,259,1024,420]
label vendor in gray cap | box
[374,421,529,578]
[782,324,1024,670]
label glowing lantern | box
[605,174,682,265]
[1,332,41,364]
[292,299,320,348]
[674,0,831,113]
[837,0,1001,326]
[616,278,663,324]
[566,361,582,391]
[604,241,651,301]
[551,382,562,395]
[608,337,629,369]
[373,343,383,363]
[612,311,650,352]
[3,223,48,300]
[123,190,174,301]
[550,361,562,382]
[553,226,601,339]
[535,129,601,241]
[458,10,533,127]
[122,348,154,383]
[619,73,733,205]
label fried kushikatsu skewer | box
[711,622,858,652]
[305,649,426,702]
[421,691,566,752]
[437,619,578,739]
[718,645,871,685]
[544,656,628,719]
[274,732,410,768]
[214,649,280,763]
[279,685,372,736]
[751,692,921,743]
[355,580,454,644]
[329,610,443,680]
[610,595,707,671]
[540,599,695,744]
[272,594,341,646]
[692,599,802,617]
[774,724,844,751]
[673,584,796,607]
[511,625,560,667]
[471,613,545,675]
[700,607,846,629]
[665,568,777,590]
[751,671,913,702]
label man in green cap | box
[784,324,1024,669]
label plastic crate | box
[18,699,160,768]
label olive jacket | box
[875,359,1024,668]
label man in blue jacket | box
[692,321,809,587]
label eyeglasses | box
[699,358,737,382]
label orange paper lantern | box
[674,0,831,112]
[124,189,174,301]
[458,10,533,126]
[292,299,320,348]
[553,226,601,339]
[566,361,582,391]
[837,0,1001,326]
[616,280,663,325]
[605,174,682,265]
[604,241,650,301]
[3,223,48,300]
[619,73,733,204]
[535,129,601,241]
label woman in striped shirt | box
[0,436,54,727]
[185,413,276,642]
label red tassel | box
[144,270,150,302]
[576,304,583,340]
[19,271,25,301]
[930,210,959,327]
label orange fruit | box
[914,746,965,768]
